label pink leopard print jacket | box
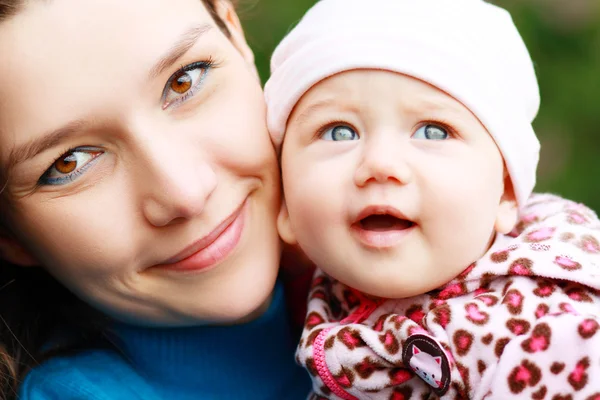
[297,194,600,400]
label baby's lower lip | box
[351,223,415,248]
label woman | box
[0,0,310,398]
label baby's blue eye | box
[413,124,448,140]
[321,125,359,141]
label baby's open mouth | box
[352,207,415,248]
[358,214,415,231]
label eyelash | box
[418,119,457,138]
[161,58,219,109]
[38,146,103,186]
[315,120,358,140]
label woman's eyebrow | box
[5,119,89,172]
[148,23,213,80]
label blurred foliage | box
[241,0,600,212]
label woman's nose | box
[353,133,412,187]
[138,140,217,228]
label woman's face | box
[0,0,281,325]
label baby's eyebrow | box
[292,98,349,127]
[410,97,465,115]
[5,119,89,173]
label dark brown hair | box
[0,1,235,398]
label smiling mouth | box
[152,200,247,273]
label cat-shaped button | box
[402,334,451,396]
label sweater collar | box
[108,282,308,396]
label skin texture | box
[278,70,518,299]
[0,0,281,326]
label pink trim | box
[340,291,383,325]
[313,328,358,400]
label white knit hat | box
[264,0,541,209]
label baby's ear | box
[277,200,297,245]
[494,173,519,234]
[0,230,38,267]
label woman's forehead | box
[0,0,215,66]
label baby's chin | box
[326,264,464,300]
[356,281,447,300]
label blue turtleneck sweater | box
[18,283,310,399]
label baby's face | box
[279,70,517,298]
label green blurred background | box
[240,0,600,212]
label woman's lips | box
[153,200,247,273]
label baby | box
[265,0,600,399]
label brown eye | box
[170,71,193,94]
[162,61,213,108]
[54,153,78,174]
[41,148,104,185]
